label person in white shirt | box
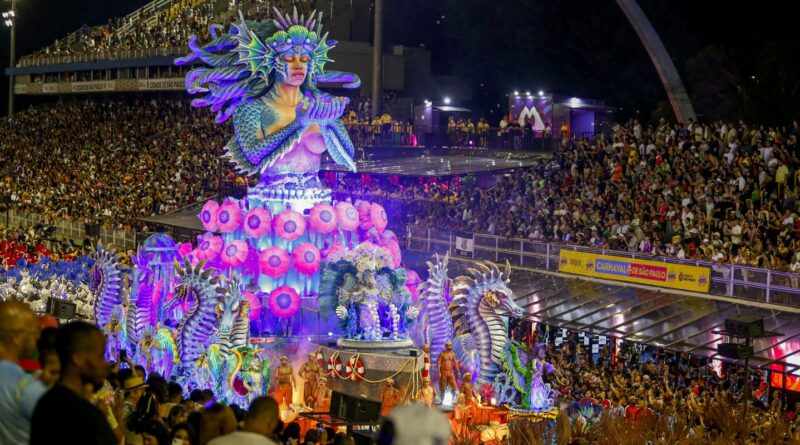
[208,397,280,445]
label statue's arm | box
[230,100,306,171]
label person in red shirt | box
[624,396,640,421]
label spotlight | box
[525,91,530,96]
[327,332,333,336]
[513,90,519,96]
[443,97,451,104]
[538,90,544,96]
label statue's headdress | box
[176,7,359,123]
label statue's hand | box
[295,97,349,125]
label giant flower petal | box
[199,200,220,232]
[356,200,373,231]
[196,235,223,262]
[220,240,249,267]
[308,203,338,234]
[292,243,321,275]
[335,202,359,232]
[273,208,306,241]
[258,246,291,278]
[243,207,272,239]
[370,203,388,233]
[217,201,243,233]
[268,285,301,318]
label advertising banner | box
[455,235,474,255]
[138,78,185,90]
[558,250,710,293]
[71,81,115,93]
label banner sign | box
[71,81,115,93]
[455,235,474,255]
[138,78,185,90]
[558,250,710,293]
[42,83,58,93]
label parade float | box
[81,8,561,437]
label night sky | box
[1,0,799,122]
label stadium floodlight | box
[525,91,530,96]
[513,90,519,96]
[443,97,451,104]
[538,90,544,96]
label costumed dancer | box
[104,312,123,360]
[451,393,474,437]
[421,343,431,380]
[299,352,322,406]
[460,372,479,408]
[415,377,437,407]
[138,330,164,374]
[315,377,332,412]
[274,355,296,407]
[380,378,400,417]
[438,341,460,398]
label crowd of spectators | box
[19,0,312,64]
[2,300,800,445]
[0,224,89,269]
[524,323,800,444]
[0,99,226,230]
[330,119,800,272]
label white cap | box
[386,405,450,445]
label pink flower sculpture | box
[243,207,272,238]
[356,200,373,231]
[309,203,338,234]
[292,243,321,275]
[380,230,399,246]
[335,202,359,231]
[177,242,193,258]
[268,285,301,319]
[274,208,306,241]
[384,240,402,268]
[217,201,243,233]
[258,246,291,277]
[243,291,262,321]
[199,200,220,232]
[196,235,223,262]
[322,242,347,262]
[370,203,388,233]
[220,240,249,267]
[406,269,422,301]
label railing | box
[344,123,563,152]
[17,46,186,67]
[5,209,137,249]
[405,226,800,309]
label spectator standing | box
[0,300,46,445]
[208,397,280,445]
[30,322,116,445]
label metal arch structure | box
[616,0,696,124]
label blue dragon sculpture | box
[411,253,454,367]
[127,250,160,349]
[89,244,124,333]
[172,258,222,364]
[448,261,524,385]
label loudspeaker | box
[330,391,381,423]
[46,297,77,319]
[717,342,753,359]
[725,315,764,337]
[409,349,418,357]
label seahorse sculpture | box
[127,251,161,348]
[172,258,222,364]
[411,252,454,366]
[209,345,272,408]
[448,261,523,385]
[215,277,250,353]
[89,244,124,333]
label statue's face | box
[278,52,310,87]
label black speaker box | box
[717,342,754,359]
[46,297,77,319]
[724,315,764,337]
[330,391,381,423]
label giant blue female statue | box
[176,7,360,200]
